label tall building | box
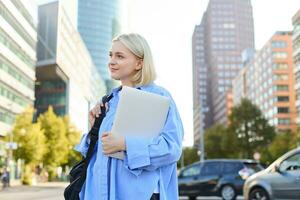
[78,0,121,92]
[192,23,210,147]
[36,1,106,133]
[292,9,300,124]
[192,0,255,146]
[233,31,297,132]
[0,0,37,178]
[0,0,37,137]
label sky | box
[124,0,300,147]
[33,0,300,147]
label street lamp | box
[5,102,17,183]
[199,112,205,162]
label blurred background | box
[0,0,299,199]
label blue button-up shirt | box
[75,83,184,200]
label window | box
[272,52,288,59]
[223,162,243,174]
[272,63,288,70]
[271,41,287,48]
[223,23,235,29]
[277,96,289,102]
[280,153,300,171]
[200,162,221,176]
[244,163,264,173]
[278,118,291,125]
[274,74,288,80]
[276,85,289,91]
[277,107,290,113]
[182,164,201,177]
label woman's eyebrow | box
[115,51,125,55]
[109,51,125,56]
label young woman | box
[75,33,184,200]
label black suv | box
[178,159,264,200]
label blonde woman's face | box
[108,41,142,86]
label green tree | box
[9,107,45,184]
[38,106,68,180]
[261,131,297,165]
[61,116,82,168]
[178,147,198,169]
[11,107,45,165]
[228,98,275,158]
[204,124,238,159]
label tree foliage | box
[228,98,275,158]
[38,106,69,180]
[178,147,199,169]
[10,107,45,165]
[260,131,298,165]
[204,124,238,159]
[61,116,82,167]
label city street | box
[0,182,67,200]
[0,182,244,200]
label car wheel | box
[249,188,269,200]
[221,185,236,200]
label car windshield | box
[244,162,264,173]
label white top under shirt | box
[153,180,160,193]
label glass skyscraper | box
[78,0,121,92]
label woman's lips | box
[110,68,118,73]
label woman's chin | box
[110,75,120,80]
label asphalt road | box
[0,182,244,200]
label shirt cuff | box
[123,156,143,176]
[74,133,89,157]
[125,135,151,170]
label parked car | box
[243,148,300,200]
[178,159,264,200]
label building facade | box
[192,0,255,147]
[36,1,106,133]
[233,32,297,132]
[292,9,300,124]
[0,0,37,178]
[0,0,37,137]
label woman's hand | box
[101,132,126,155]
[88,102,108,129]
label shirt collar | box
[110,83,154,97]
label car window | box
[200,162,221,176]
[182,164,201,177]
[243,162,264,173]
[280,153,300,172]
[223,162,243,174]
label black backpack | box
[64,94,112,200]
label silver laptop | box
[108,86,171,159]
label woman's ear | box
[135,59,143,70]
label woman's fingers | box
[102,132,109,138]
[95,103,102,117]
[88,102,109,128]
[89,103,100,127]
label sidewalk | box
[0,181,68,193]
[0,182,68,200]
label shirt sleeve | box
[74,133,90,157]
[123,96,184,176]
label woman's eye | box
[117,55,124,58]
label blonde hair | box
[112,33,157,86]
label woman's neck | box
[121,80,134,87]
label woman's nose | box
[108,59,116,66]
